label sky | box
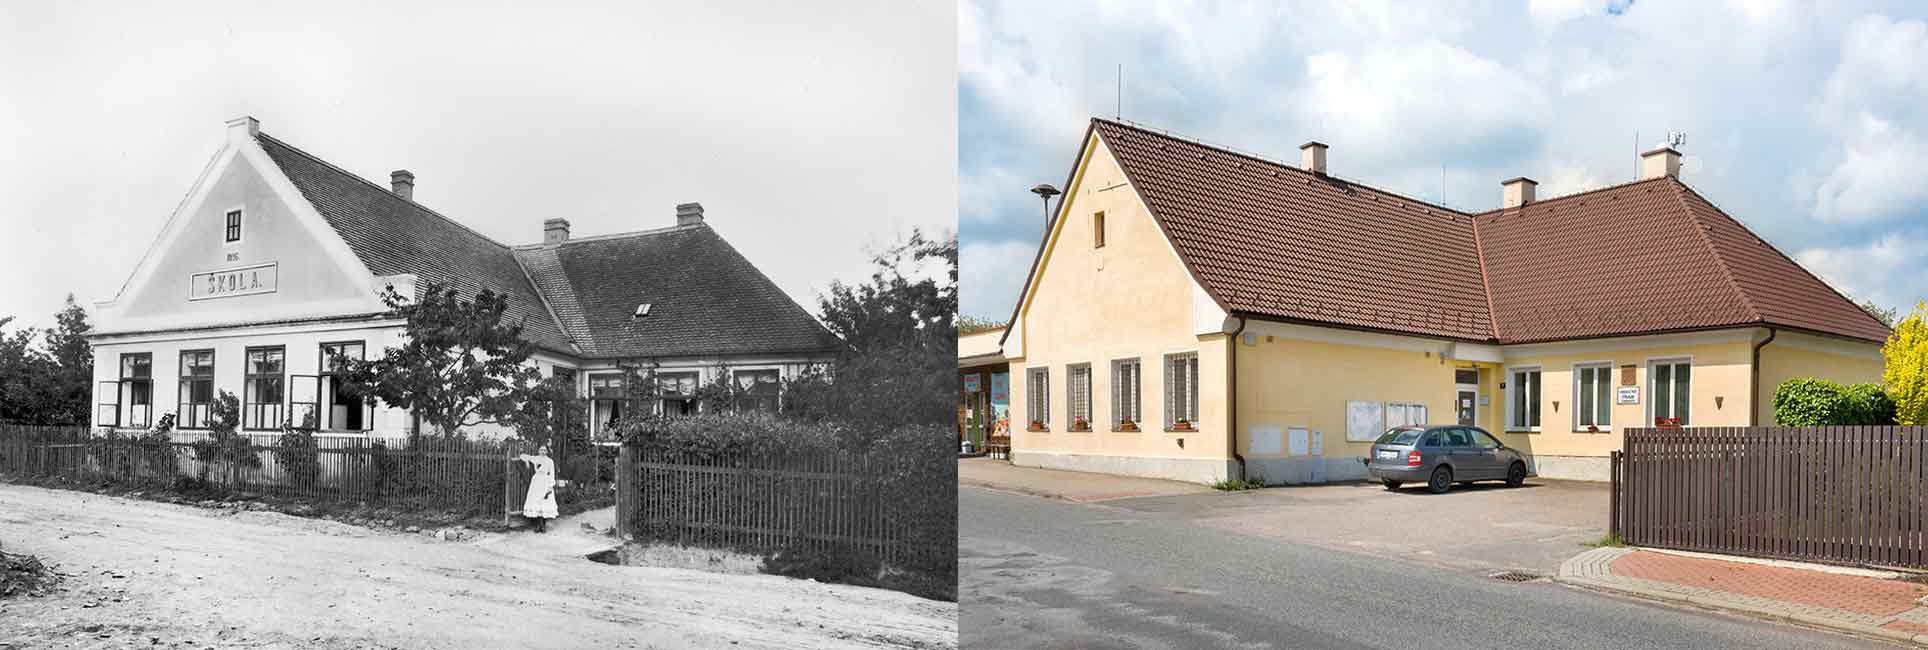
[959,0,1928,322]
[0,0,955,331]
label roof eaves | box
[997,120,1101,349]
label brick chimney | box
[543,218,571,244]
[676,202,704,226]
[1299,141,1328,175]
[1640,147,1681,180]
[390,170,415,201]
[1501,177,1538,208]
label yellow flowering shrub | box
[1884,302,1928,425]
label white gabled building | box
[88,116,840,439]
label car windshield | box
[1374,427,1425,445]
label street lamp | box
[1029,183,1061,232]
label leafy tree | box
[957,315,1006,336]
[331,284,548,440]
[1885,302,1928,425]
[1860,299,1899,329]
[787,229,956,434]
[0,296,93,425]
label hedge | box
[1773,378,1897,426]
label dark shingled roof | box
[1074,118,1890,345]
[255,133,838,359]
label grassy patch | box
[1212,478,1265,491]
[1585,532,1626,548]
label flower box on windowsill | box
[1028,421,1048,432]
[1117,420,1140,432]
[1168,421,1196,432]
[1655,417,1683,428]
[1070,417,1091,432]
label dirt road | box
[0,484,956,649]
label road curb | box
[1554,551,1928,646]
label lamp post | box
[1029,183,1061,235]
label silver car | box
[1363,425,1528,494]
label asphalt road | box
[960,485,1900,650]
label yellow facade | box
[999,132,1888,484]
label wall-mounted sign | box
[962,374,982,393]
[190,262,278,301]
[1616,386,1640,405]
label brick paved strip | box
[1611,550,1928,618]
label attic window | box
[225,210,243,243]
[1093,212,1106,249]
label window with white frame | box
[1575,364,1612,430]
[1026,367,1050,430]
[1651,359,1691,426]
[1164,352,1199,429]
[1111,358,1141,429]
[120,353,153,428]
[224,209,243,243]
[242,346,285,430]
[658,371,699,416]
[1067,364,1092,430]
[732,369,782,414]
[1507,367,1541,431]
[177,350,214,429]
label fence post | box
[615,443,636,539]
[1609,450,1622,540]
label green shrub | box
[1212,478,1264,491]
[1774,378,1898,425]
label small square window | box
[225,210,243,243]
[1093,212,1106,248]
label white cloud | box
[960,238,1040,319]
[1292,41,1548,167]
[1806,14,1928,223]
[1795,233,1928,308]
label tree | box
[332,284,550,440]
[958,315,1006,336]
[0,296,93,425]
[1885,302,1928,425]
[1860,299,1899,329]
[789,229,957,434]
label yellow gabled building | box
[992,118,1889,484]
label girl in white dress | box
[518,443,559,532]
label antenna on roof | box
[1664,131,1687,149]
[1116,63,1123,119]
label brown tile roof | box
[511,227,842,358]
[257,133,839,360]
[1081,118,1890,345]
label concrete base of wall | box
[1244,456,1369,486]
[1013,451,1234,485]
[1526,454,1610,482]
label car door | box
[1457,427,1505,479]
[1440,428,1491,479]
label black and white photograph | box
[1,2,957,648]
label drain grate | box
[1490,571,1544,583]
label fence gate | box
[1612,426,1928,571]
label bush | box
[1774,378,1897,426]
[273,427,322,490]
[1885,303,1928,425]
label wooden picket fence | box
[616,444,943,569]
[0,424,551,519]
[1612,426,1928,570]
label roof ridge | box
[1667,178,1762,322]
[1093,117,1476,219]
[1469,211,1501,341]
[510,223,705,249]
[1474,176,1672,219]
[509,248,584,356]
[254,132,514,251]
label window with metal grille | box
[1164,352,1199,429]
[225,210,243,243]
[119,353,153,428]
[1651,359,1691,426]
[1575,364,1612,430]
[243,346,285,430]
[177,350,215,429]
[1111,358,1141,429]
[1507,367,1541,431]
[1067,364,1091,430]
[1026,367,1050,430]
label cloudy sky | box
[0,0,954,330]
[960,0,1928,322]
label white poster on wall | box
[1250,425,1283,455]
[1346,400,1384,441]
[1288,427,1310,456]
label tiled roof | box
[513,227,842,358]
[256,134,575,354]
[256,133,839,359]
[1093,119,1495,341]
[1084,118,1890,345]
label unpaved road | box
[0,484,956,649]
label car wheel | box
[1427,466,1453,494]
[1505,462,1527,488]
[1381,479,1402,490]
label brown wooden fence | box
[1612,426,1928,570]
[615,444,944,570]
[0,424,611,520]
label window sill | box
[1165,427,1198,433]
[1026,426,1049,433]
[1115,425,1141,433]
[1068,426,1092,433]
[1573,428,1614,434]
[1504,428,1540,434]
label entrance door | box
[1455,388,1477,426]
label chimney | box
[1501,177,1538,208]
[389,170,415,201]
[543,218,571,244]
[676,202,704,226]
[224,115,259,144]
[1640,146,1681,180]
[1299,141,1328,175]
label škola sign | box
[189,262,278,301]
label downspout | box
[1228,317,1248,482]
[1750,327,1777,426]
